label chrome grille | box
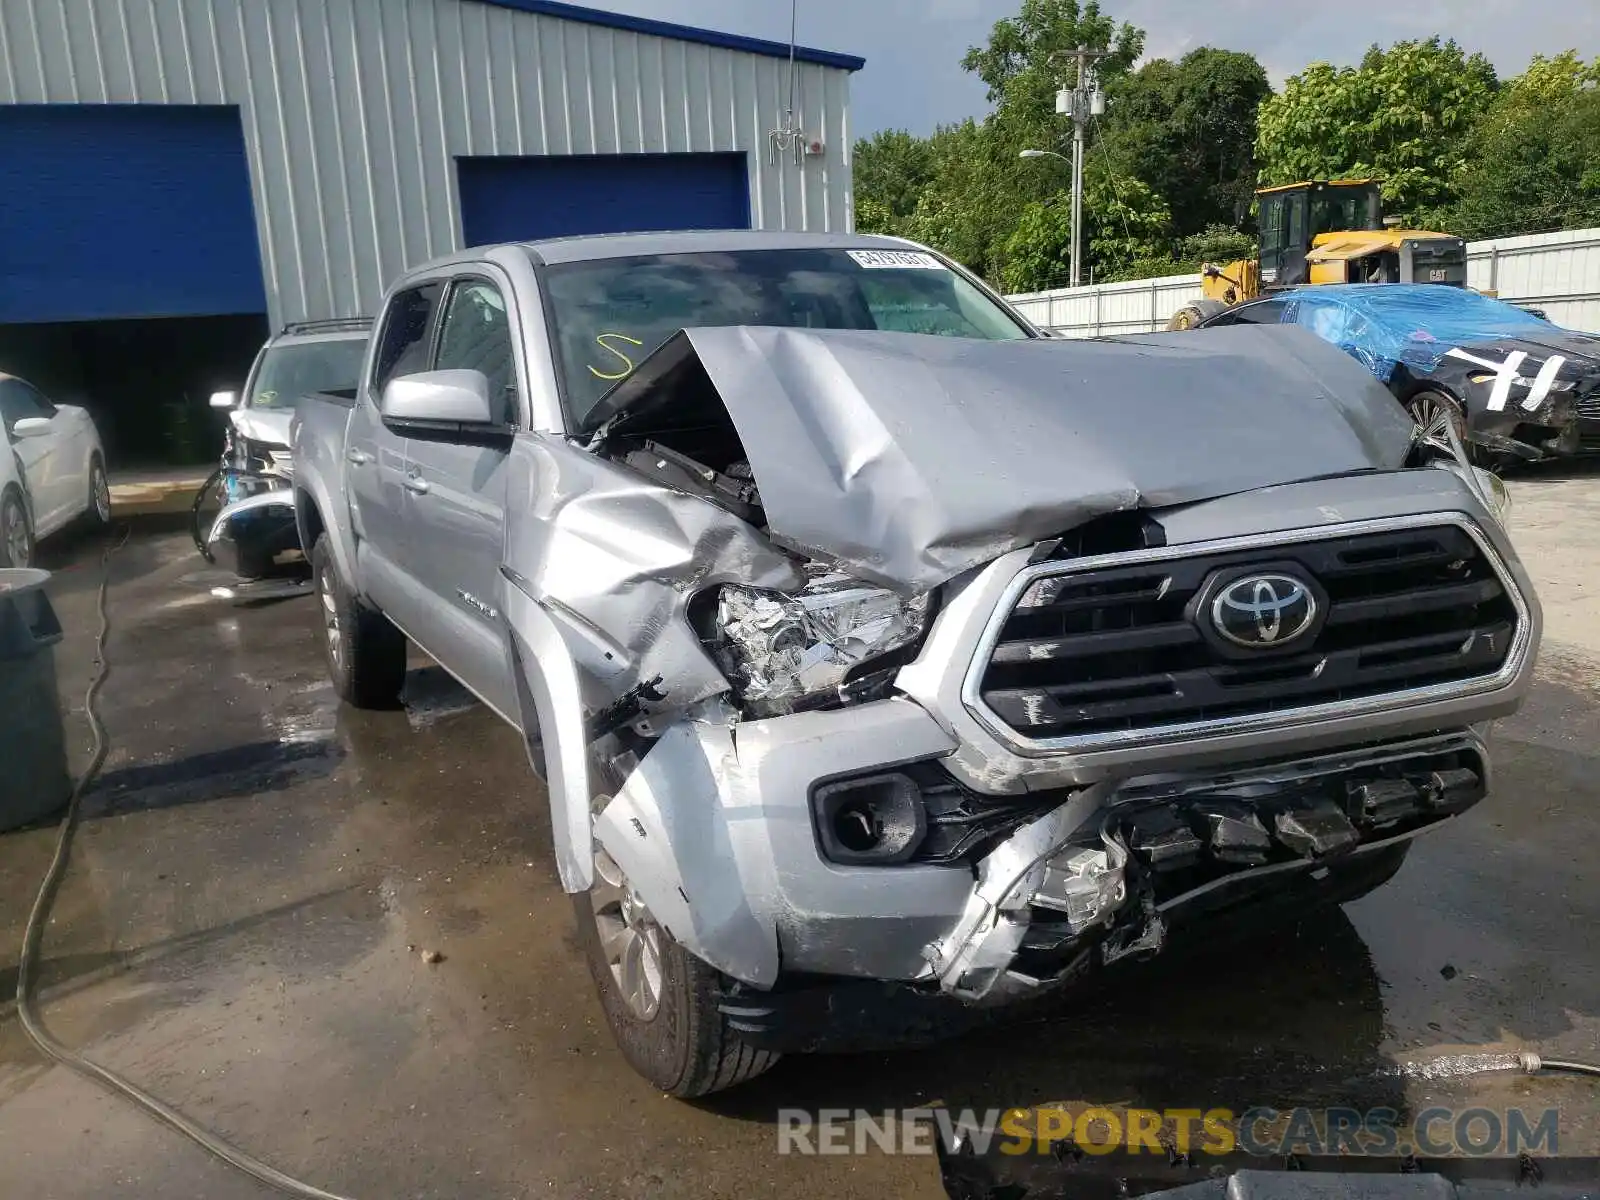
[977,524,1519,742]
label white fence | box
[1006,226,1600,336]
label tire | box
[1406,387,1484,464]
[572,754,779,1097]
[1,486,33,569]
[311,533,407,708]
[572,881,779,1097]
[82,454,112,530]
[1166,299,1229,330]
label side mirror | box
[12,417,52,439]
[381,369,494,426]
[209,390,238,409]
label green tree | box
[852,129,936,231]
[1256,38,1498,216]
[962,0,1143,124]
[1100,48,1271,236]
[900,119,1029,278]
[999,165,1172,291]
[1085,168,1173,274]
[1436,53,1600,238]
[1000,196,1074,292]
[1177,223,1257,265]
[849,1,1169,287]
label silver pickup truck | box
[292,231,1539,1096]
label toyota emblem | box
[1211,573,1318,649]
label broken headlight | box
[712,570,932,717]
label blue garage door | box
[457,152,750,246]
[0,105,266,325]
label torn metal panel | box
[922,784,1109,1001]
[591,324,1415,590]
[501,582,598,894]
[598,697,968,985]
[205,489,298,579]
[594,718,779,986]
[230,407,294,449]
[501,434,806,713]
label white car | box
[0,373,110,568]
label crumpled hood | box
[612,324,1416,590]
[229,407,294,449]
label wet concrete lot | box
[3,472,1600,1198]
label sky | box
[589,0,1600,135]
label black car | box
[1191,284,1600,462]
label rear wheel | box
[311,534,407,708]
[1,487,32,568]
[573,758,779,1097]
[84,455,111,529]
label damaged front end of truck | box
[497,322,1539,1040]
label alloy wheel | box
[318,567,343,670]
[1409,390,1469,455]
[3,500,29,568]
[590,846,665,1021]
[92,464,112,523]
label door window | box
[1231,300,1287,325]
[372,282,444,395]
[1259,195,1286,251]
[1287,195,1306,252]
[434,280,517,425]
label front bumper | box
[598,711,1490,997]
[206,488,301,579]
[594,494,1537,1004]
[1470,390,1580,459]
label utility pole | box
[1056,46,1108,287]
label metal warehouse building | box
[0,0,862,460]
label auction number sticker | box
[846,250,946,270]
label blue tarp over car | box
[1278,284,1562,382]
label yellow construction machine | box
[1166,179,1468,329]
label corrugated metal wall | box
[0,0,855,326]
[1467,227,1600,333]
[1009,226,1600,337]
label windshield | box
[248,338,368,409]
[1309,187,1379,237]
[542,247,1030,424]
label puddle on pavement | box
[84,738,342,817]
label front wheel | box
[311,534,407,708]
[1406,388,1484,464]
[1,487,33,568]
[573,845,779,1097]
[84,455,112,529]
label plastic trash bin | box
[0,568,69,831]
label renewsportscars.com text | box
[776,1105,1560,1158]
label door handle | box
[346,449,373,466]
[403,473,430,496]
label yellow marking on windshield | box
[588,333,645,381]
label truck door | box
[349,280,441,633]
[396,275,520,723]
